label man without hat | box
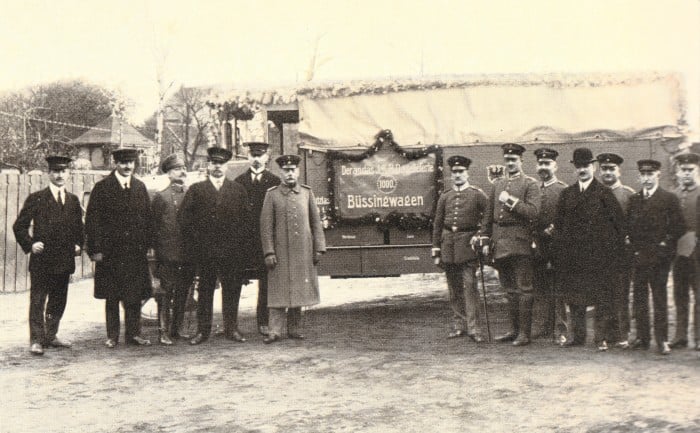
[13,156,84,355]
[234,142,281,337]
[479,143,541,346]
[626,159,685,354]
[86,148,153,348]
[552,148,625,351]
[530,148,569,343]
[260,154,326,343]
[670,153,700,350]
[179,147,251,345]
[431,155,488,342]
[150,154,195,345]
[596,152,636,348]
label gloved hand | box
[264,254,277,270]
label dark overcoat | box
[260,184,326,308]
[234,169,281,276]
[178,178,250,267]
[13,187,84,274]
[553,178,625,305]
[85,172,153,302]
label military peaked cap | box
[276,154,301,168]
[207,147,233,163]
[675,153,700,165]
[596,153,624,166]
[637,159,662,172]
[160,154,185,173]
[45,155,72,170]
[534,148,559,161]
[502,143,525,156]
[447,155,471,169]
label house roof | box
[70,115,155,148]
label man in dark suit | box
[553,148,625,351]
[234,142,280,336]
[480,143,541,346]
[432,155,488,342]
[179,147,251,345]
[86,148,153,348]
[627,159,686,355]
[13,156,84,355]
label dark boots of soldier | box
[496,295,520,342]
[157,300,173,345]
[513,294,534,346]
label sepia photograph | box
[1,1,699,432]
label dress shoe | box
[225,331,247,343]
[288,333,305,340]
[560,339,584,348]
[659,342,672,355]
[447,330,466,339]
[669,339,688,349]
[48,337,72,348]
[495,332,517,343]
[159,334,174,346]
[127,336,152,346]
[263,334,280,344]
[189,333,207,345]
[468,334,485,343]
[30,343,44,355]
[630,339,650,350]
[213,326,225,336]
[557,335,568,346]
[258,325,270,336]
[614,340,630,349]
[597,341,609,352]
[104,339,117,348]
[512,334,530,346]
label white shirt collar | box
[578,178,593,192]
[48,183,65,201]
[114,171,131,189]
[644,183,659,197]
[210,176,224,190]
[250,167,265,175]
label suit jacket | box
[178,177,251,267]
[85,172,153,301]
[553,178,625,304]
[13,187,84,275]
[234,169,281,273]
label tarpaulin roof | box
[70,115,155,148]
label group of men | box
[14,142,326,355]
[433,143,698,355]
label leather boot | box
[158,301,173,345]
[513,294,534,346]
[495,294,520,343]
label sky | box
[0,0,698,132]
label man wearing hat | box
[151,154,195,345]
[627,160,686,354]
[13,156,84,355]
[530,148,568,343]
[260,154,326,343]
[553,148,625,351]
[596,152,636,348]
[671,153,700,349]
[86,148,153,348]
[479,143,541,346]
[179,147,251,345]
[234,142,281,337]
[431,155,488,342]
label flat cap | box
[45,155,72,170]
[637,159,662,172]
[534,148,559,161]
[275,154,301,168]
[570,148,596,165]
[112,148,139,162]
[447,155,471,169]
[244,142,270,156]
[502,143,525,156]
[596,153,624,166]
[160,154,185,173]
[207,147,233,163]
[675,153,700,165]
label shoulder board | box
[523,175,538,183]
[300,184,312,190]
[467,185,485,194]
[622,185,635,193]
[556,180,567,186]
[267,185,279,192]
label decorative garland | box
[325,129,443,230]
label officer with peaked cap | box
[432,155,488,342]
[260,154,326,343]
[13,156,84,355]
[179,146,251,345]
[86,148,154,348]
[235,142,281,337]
[627,159,685,354]
[479,143,541,346]
[530,148,568,343]
[670,153,700,349]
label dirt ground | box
[1,273,699,433]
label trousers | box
[29,272,70,344]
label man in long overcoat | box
[13,156,84,355]
[179,147,251,345]
[260,154,326,343]
[234,142,281,336]
[553,148,625,351]
[85,148,153,348]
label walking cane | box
[476,242,492,343]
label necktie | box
[57,190,63,206]
[124,182,129,190]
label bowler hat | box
[112,148,139,163]
[596,153,624,166]
[502,143,525,156]
[275,154,301,168]
[570,148,596,165]
[637,159,662,172]
[534,148,559,161]
[207,147,233,163]
[675,153,700,165]
[45,155,72,170]
[244,142,270,156]
[160,154,185,173]
[447,155,471,169]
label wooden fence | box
[0,172,103,293]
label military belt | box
[444,225,479,233]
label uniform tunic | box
[672,183,700,344]
[432,185,488,264]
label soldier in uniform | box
[480,143,541,346]
[627,159,685,355]
[179,147,251,345]
[670,153,700,349]
[234,142,281,336]
[151,154,195,344]
[530,148,568,343]
[431,155,488,342]
[596,152,636,348]
[13,156,84,355]
[260,155,326,344]
[86,148,153,348]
